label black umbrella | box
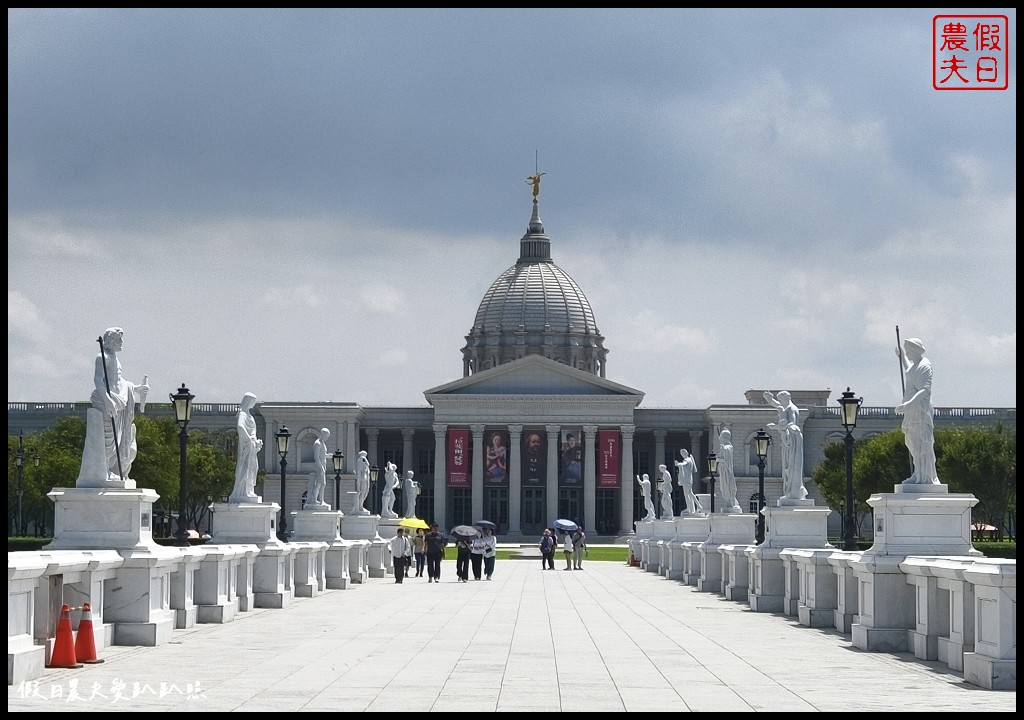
[474,520,497,530]
[450,524,480,540]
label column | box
[471,424,485,522]
[582,425,597,533]
[432,424,447,527]
[366,429,379,513]
[654,429,667,473]
[689,430,704,460]
[620,425,635,534]
[508,424,523,535]
[401,429,415,516]
[546,425,560,525]
[343,420,358,474]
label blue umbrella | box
[553,518,577,532]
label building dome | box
[461,181,608,377]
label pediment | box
[424,355,643,400]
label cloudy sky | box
[8,9,1016,411]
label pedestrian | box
[412,528,426,578]
[389,528,412,583]
[572,526,587,569]
[455,536,472,582]
[561,531,573,570]
[481,527,497,580]
[424,522,447,583]
[470,532,486,580]
[539,528,555,569]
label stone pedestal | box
[668,515,708,582]
[252,541,298,609]
[291,541,328,597]
[851,486,981,653]
[633,521,654,570]
[8,556,48,685]
[341,515,384,578]
[720,544,751,601]
[787,548,840,627]
[748,505,832,613]
[194,545,253,623]
[46,486,160,551]
[104,546,178,646]
[650,519,675,575]
[962,560,1016,690]
[290,509,351,590]
[168,547,203,629]
[210,502,279,545]
[697,513,755,594]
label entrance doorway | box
[483,487,509,535]
[522,487,544,536]
[558,488,581,526]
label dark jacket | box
[424,530,447,557]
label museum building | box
[9,189,1012,540]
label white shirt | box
[390,535,411,558]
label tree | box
[812,425,1016,542]
[936,424,1016,540]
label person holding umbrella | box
[455,535,472,582]
[481,527,497,580]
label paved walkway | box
[9,559,1015,712]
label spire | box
[519,172,551,264]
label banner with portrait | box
[597,430,621,488]
[559,429,584,487]
[447,428,470,487]
[484,429,509,486]
[520,428,547,487]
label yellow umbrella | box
[399,517,429,529]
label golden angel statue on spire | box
[526,172,545,200]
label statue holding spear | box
[75,328,150,487]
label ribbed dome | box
[461,183,608,377]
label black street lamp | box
[206,494,213,535]
[276,426,292,541]
[15,431,25,536]
[838,387,863,551]
[706,452,718,515]
[170,383,195,547]
[754,428,772,544]
[332,449,345,510]
[370,465,380,514]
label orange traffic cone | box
[74,602,104,664]
[47,604,83,669]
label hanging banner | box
[447,428,470,487]
[559,429,584,487]
[597,430,621,488]
[484,429,509,486]
[521,428,547,487]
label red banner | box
[597,430,621,488]
[447,428,470,487]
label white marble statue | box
[657,464,674,519]
[717,429,741,512]
[352,450,371,515]
[229,392,262,502]
[76,327,151,487]
[895,337,939,485]
[402,470,420,519]
[764,390,807,500]
[304,427,331,509]
[636,473,656,521]
[674,448,704,515]
[381,461,400,519]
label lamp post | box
[15,431,25,536]
[276,426,291,541]
[170,383,195,547]
[838,387,863,551]
[706,452,718,515]
[370,465,380,514]
[754,428,771,544]
[332,449,345,510]
[206,494,213,535]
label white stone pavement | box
[8,559,1015,712]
